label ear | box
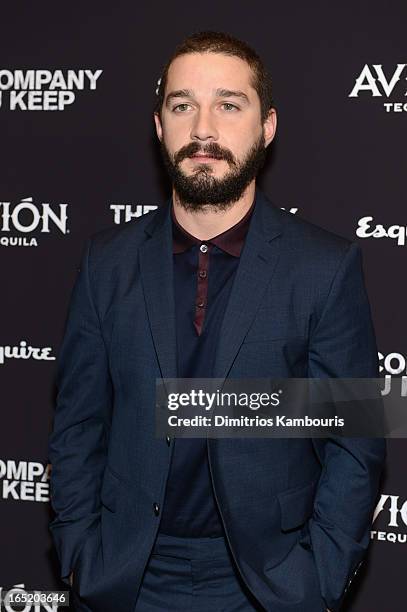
[154,112,163,142]
[263,108,277,147]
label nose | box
[190,108,219,142]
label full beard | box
[159,133,267,212]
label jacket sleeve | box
[307,242,386,611]
[48,237,112,584]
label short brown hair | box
[154,31,274,124]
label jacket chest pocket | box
[233,337,308,377]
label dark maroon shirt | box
[171,198,256,334]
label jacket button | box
[153,502,160,516]
[166,435,171,446]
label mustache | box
[174,142,236,166]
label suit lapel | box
[139,198,178,380]
[212,188,283,379]
[138,188,284,382]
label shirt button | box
[197,300,205,308]
[199,270,207,278]
[153,502,160,516]
[200,244,208,253]
[166,435,171,446]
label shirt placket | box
[194,242,212,336]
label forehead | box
[165,52,256,97]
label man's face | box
[154,52,277,211]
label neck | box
[172,181,256,240]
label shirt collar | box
[171,194,256,257]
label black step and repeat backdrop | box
[0,2,405,610]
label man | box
[48,31,386,612]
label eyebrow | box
[165,88,250,107]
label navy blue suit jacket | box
[48,187,386,612]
